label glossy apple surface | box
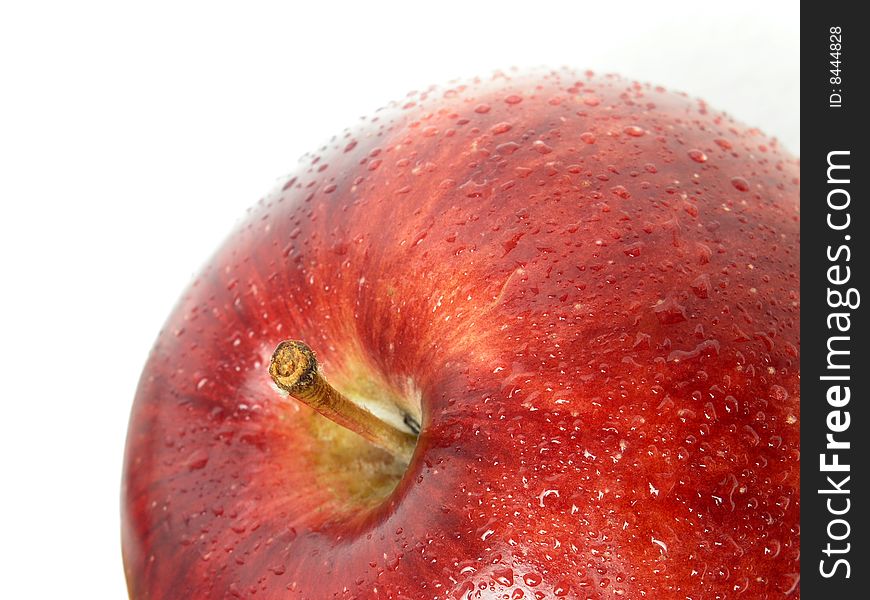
[123,69,800,599]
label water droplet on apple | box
[553,579,572,596]
[731,176,750,191]
[742,425,761,447]
[611,185,631,199]
[770,384,789,404]
[653,296,687,324]
[532,140,553,154]
[538,489,559,507]
[775,571,801,595]
[764,538,782,558]
[491,567,514,587]
[185,449,209,471]
[690,274,711,299]
[724,395,739,414]
[688,149,708,163]
[491,122,513,135]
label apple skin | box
[123,69,800,599]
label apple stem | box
[268,340,417,463]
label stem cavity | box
[268,340,418,463]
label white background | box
[0,1,798,596]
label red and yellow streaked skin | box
[123,69,800,599]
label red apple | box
[122,69,800,599]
